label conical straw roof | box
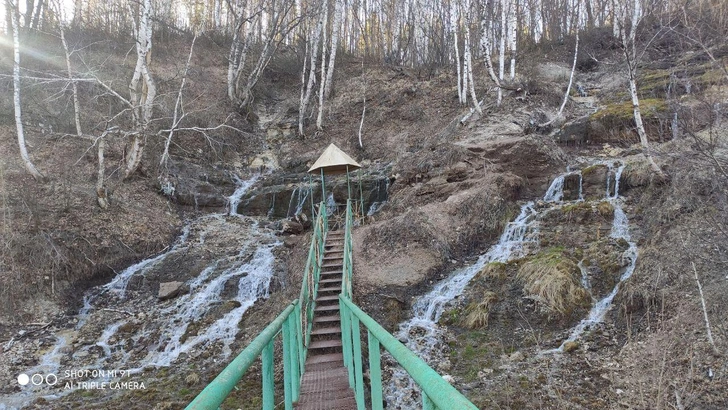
[307,143,361,175]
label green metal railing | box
[299,201,328,350]
[188,196,478,409]
[185,301,302,410]
[342,199,354,299]
[186,201,328,410]
[339,296,478,410]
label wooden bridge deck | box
[296,230,357,410]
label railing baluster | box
[287,313,301,402]
[282,314,293,410]
[423,392,436,410]
[368,331,383,410]
[262,339,275,410]
[352,315,365,410]
[340,299,355,388]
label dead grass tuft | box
[462,291,499,329]
[516,248,591,316]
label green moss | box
[590,99,668,123]
[562,202,592,214]
[581,164,603,176]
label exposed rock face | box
[158,281,188,300]
[167,162,238,208]
[237,172,390,218]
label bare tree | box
[613,0,661,172]
[124,0,156,179]
[8,0,44,180]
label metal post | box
[346,165,351,201]
[358,170,364,217]
[320,168,326,214]
[352,315,365,409]
[368,331,383,410]
[308,173,315,226]
[262,340,275,410]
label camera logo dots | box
[17,373,58,386]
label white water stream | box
[3,173,280,408]
[387,161,640,406]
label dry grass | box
[462,291,499,329]
[516,248,591,316]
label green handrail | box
[342,199,354,298]
[339,296,479,410]
[185,301,301,410]
[187,202,328,409]
[299,201,328,350]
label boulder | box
[158,281,188,301]
[281,220,304,235]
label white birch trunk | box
[463,2,481,114]
[498,0,506,105]
[454,17,463,104]
[125,0,156,179]
[480,8,501,90]
[323,0,342,99]
[316,0,330,130]
[508,0,517,80]
[60,24,82,137]
[9,0,43,180]
[298,2,325,136]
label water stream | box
[3,173,281,408]
[386,161,640,406]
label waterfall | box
[4,174,278,407]
[543,175,565,202]
[228,174,260,216]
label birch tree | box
[124,0,156,179]
[462,0,481,113]
[613,0,661,172]
[480,1,502,105]
[8,0,44,180]
[315,0,330,130]
[298,0,325,136]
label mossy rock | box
[587,99,669,144]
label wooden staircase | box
[297,230,357,410]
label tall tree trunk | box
[125,0,156,179]
[498,0,506,105]
[323,0,342,99]
[298,0,325,136]
[9,0,44,180]
[59,20,82,137]
[508,0,517,80]
[463,1,481,113]
[480,3,501,101]
[316,0,330,130]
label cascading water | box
[387,161,640,406]
[386,198,542,407]
[228,173,260,216]
[554,162,638,350]
[4,174,281,407]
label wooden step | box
[305,353,343,365]
[320,270,343,276]
[322,263,343,269]
[313,315,340,323]
[323,256,343,261]
[316,295,339,302]
[314,304,339,313]
[319,278,341,285]
[310,326,341,336]
[317,286,340,293]
[309,339,342,350]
